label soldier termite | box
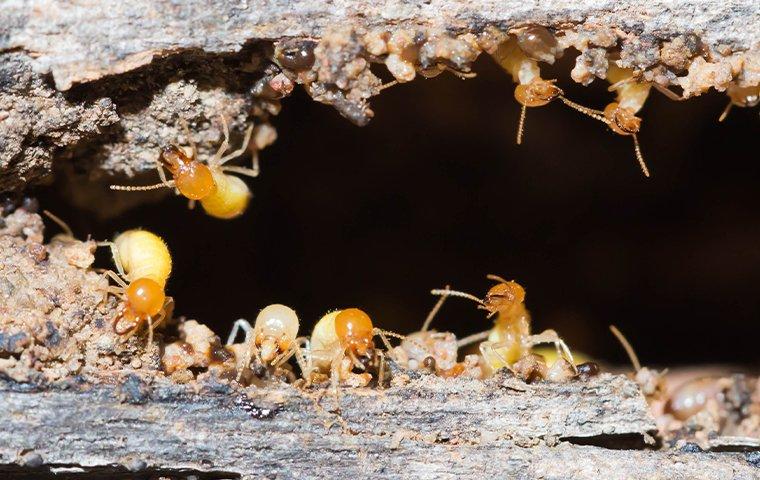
[430,275,576,378]
[111,117,258,219]
[489,27,602,145]
[719,85,760,122]
[99,229,174,345]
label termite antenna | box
[609,325,641,372]
[652,83,685,102]
[430,288,485,306]
[445,66,477,79]
[486,273,509,283]
[456,329,491,348]
[516,105,527,145]
[607,77,635,91]
[718,101,733,122]
[421,285,450,332]
[558,96,608,123]
[42,210,73,238]
[377,80,399,91]
[110,182,174,192]
[632,134,650,177]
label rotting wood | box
[1,372,756,480]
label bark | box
[1,0,758,192]
[1,373,756,480]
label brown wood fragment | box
[0,373,756,479]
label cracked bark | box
[1,0,758,192]
[1,373,757,479]
[2,3,760,479]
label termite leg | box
[479,341,515,374]
[211,116,232,165]
[103,268,128,288]
[178,118,198,159]
[220,165,260,179]
[218,124,254,165]
[527,329,576,368]
[227,318,256,381]
[456,329,491,348]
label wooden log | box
[1,0,758,192]
[1,372,758,479]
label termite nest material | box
[2,22,756,196]
[272,24,757,126]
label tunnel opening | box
[34,52,760,368]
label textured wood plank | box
[1,373,758,479]
[2,0,758,91]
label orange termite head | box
[514,79,562,107]
[482,281,526,315]
[604,103,641,136]
[158,145,216,200]
[335,308,375,357]
[125,277,166,318]
[114,277,166,335]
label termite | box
[275,40,317,72]
[430,275,575,377]
[99,229,174,345]
[226,304,309,382]
[306,308,402,389]
[719,85,760,121]
[110,117,257,219]
[393,286,484,378]
[489,27,601,145]
[589,64,685,177]
[664,377,725,421]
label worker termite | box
[275,40,317,72]
[430,275,576,379]
[582,64,684,177]
[489,27,600,145]
[110,117,257,219]
[719,85,760,121]
[394,285,483,378]
[392,286,485,378]
[225,304,309,382]
[98,229,174,345]
[306,308,402,389]
[664,377,725,421]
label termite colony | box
[156,275,598,388]
[13,23,756,403]
[50,202,593,389]
[268,25,757,180]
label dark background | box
[39,55,759,367]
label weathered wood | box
[3,0,758,91]
[1,0,758,193]
[1,372,758,479]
